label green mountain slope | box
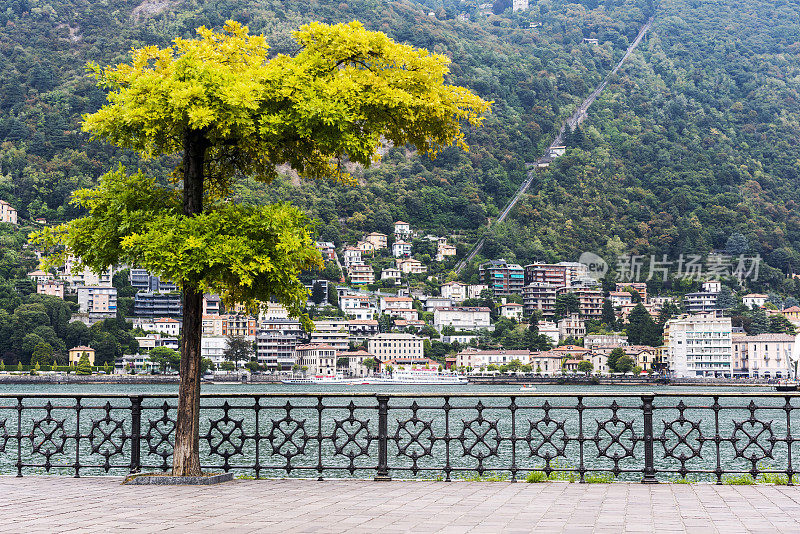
[1,0,799,295]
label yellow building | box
[69,346,96,366]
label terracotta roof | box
[69,345,94,351]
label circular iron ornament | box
[88,402,128,471]
[144,401,176,472]
[393,401,436,474]
[457,401,501,474]
[267,402,310,473]
[203,401,246,470]
[29,401,69,471]
[591,401,637,476]
[526,401,568,474]
[332,401,373,474]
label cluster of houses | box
[319,221,457,287]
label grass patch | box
[584,472,615,483]
[722,474,756,485]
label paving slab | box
[1,477,799,532]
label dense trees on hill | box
[0,0,799,304]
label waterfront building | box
[367,333,424,361]
[455,349,530,369]
[295,344,338,376]
[256,330,297,370]
[732,333,795,378]
[68,346,95,366]
[665,313,733,378]
[201,336,228,366]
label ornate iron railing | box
[1,392,798,483]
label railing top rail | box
[0,391,797,399]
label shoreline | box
[0,374,780,388]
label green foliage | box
[625,304,662,346]
[76,353,92,375]
[149,346,181,373]
[607,347,625,372]
[577,360,594,374]
[224,335,253,368]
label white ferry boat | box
[363,369,468,385]
[281,375,367,385]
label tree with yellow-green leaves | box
[32,20,488,476]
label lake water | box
[1,383,795,482]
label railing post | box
[130,396,142,474]
[374,395,391,481]
[641,394,657,484]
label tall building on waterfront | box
[665,313,733,378]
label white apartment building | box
[441,281,467,303]
[367,333,424,361]
[433,307,491,330]
[393,241,412,258]
[340,349,377,377]
[742,294,768,309]
[394,221,411,240]
[381,268,402,283]
[201,336,229,366]
[343,247,362,268]
[665,314,733,378]
[256,329,298,370]
[732,334,795,378]
[135,317,181,336]
[380,296,413,312]
[537,321,560,345]
[309,328,350,350]
[499,302,523,320]
[424,296,453,312]
[584,334,628,349]
[468,284,488,299]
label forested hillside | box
[1,0,799,295]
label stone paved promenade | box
[3,477,800,533]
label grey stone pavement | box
[2,477,800,533]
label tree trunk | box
[172,129,208,477]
